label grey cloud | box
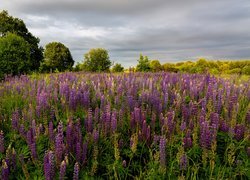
[1,0,250,67]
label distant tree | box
[82,48,111,72]
[162,63,178,72]
[136,54,151,72]
[112,63,124,72]
[41,42,74,72]
[242,65,250,75]
[150,60,162,72]
[0,10,43,71]
[0,33,31,79]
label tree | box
[112,63,124,72]
[136,54,151,72]
[150,60,162,72]
[0,10,43,71]
[82,48,111,72]
[0,33,31,79]
[41,42,74,72]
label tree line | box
[0,10,249,79]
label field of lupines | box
[0,72,249,179]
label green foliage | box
[160,59,250,75]
[82,48,111,72]
[149,60,162,72]
[0,33,31,79]
[136,54,151,72]
[112,63,124,72]
[40,42,74,72]
[0,10,43,71]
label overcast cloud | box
[1,0,250,67]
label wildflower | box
[59,160,66,180]
[0,131,4,153]
[73,162,79,180]
[159,136,166,168]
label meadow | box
[0,72,249,179]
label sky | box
[1,0,250,67]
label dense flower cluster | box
[0,72,249,179]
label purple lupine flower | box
[219,120,229,133]
[73,162,79,180]
[153,135,160,146]
[180,154,188,170]
[93,130,99,144]
[44,151,55,180]
[76,142,81,163]
[11,110,19,131]
[59,160,67,180]
[19,124,26,138]
[1,160,10,180]
[146,126,151,143]
[31,119,36,138]
[111,111,117,133]
[0,131,4,153]
[12,148,16,171]
[55,122,64,164]
[180,121,186,131]
[48,121,54,142]
[142,120,147,140]
[30,142,37,159]
[82,142,88,164]
[234,124,245,141]
[66,120,73,152]
[183,130,193,149]
[159,136,166,168]
[210,112,219,129]
[200,121,216,149]
[86,108,93,133]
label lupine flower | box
[200,121,214,149]
[180,121,186,131]
[55,122,64,164]
[59,160,67,180]
[234,124,245,141]
[1,160,10,180]
[179,154,188,170]
[183,130,192,149]
[93,130,99,144]
[11,110,19,131]
[82,142,88,164]
[0,131,4,153]
[219,120,229,132]
[73,162,79,180]
[159,136,166,168]
[44,151,55,180]
[48,121,54,142]
[111,111,117,132]
[76,142,81,163]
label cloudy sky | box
[1,0,250,67]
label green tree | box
[41,42,74,72]
[162,63,178,72]
[0,33,31,79]
[150,60,162,72]
[136,54,151,72]
[0,10,43,71]
[82,48,111,72]
[242,65,250,75]
[112,63,124,72]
